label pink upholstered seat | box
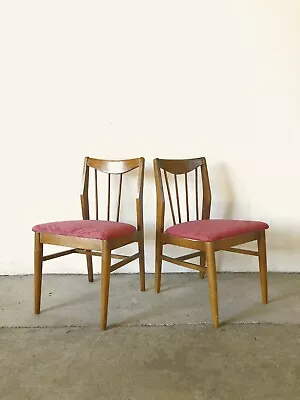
[32,220,136,240]
[165,219,269,242]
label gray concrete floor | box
[1,272,300,327]
[1,273,300,399]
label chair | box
[32,157,145,330]
[153,157,268,328]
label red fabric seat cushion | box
[165,219,269,242]
[32,220,136,240]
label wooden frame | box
[153,157,268,328]
[34,157,145,330]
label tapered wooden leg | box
[101,241,111,330]
[155,236,163,293]
[258,230,268,304]
[206,242,219,328]
[200,252,206,279]
[34,233,43,314]
[138,235,146,291]
[86,250,94,282]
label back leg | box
[200,251,206,279]
[86,250,93,282]
[138,236,146,291]
[155,238,163,293]
[258,231,268,304]
[34,233,43,314]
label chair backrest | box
[81,157,145,230]
[153,157,211,232]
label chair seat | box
[32,220,136,240]
[165,219,269,242]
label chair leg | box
[101,241,111,330]
[206,242,219,328]
[86,250,94,282]
[34,233,43,314]
[200,252,206,279]
[258,230,268,304]
[155,236,163,293]
[138,236,146,291]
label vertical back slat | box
[163,170,176,225]
[195,167,199,220]
[107,173,111,220]
[94,169,99,220]
[185,173,189,221]
[174,174,181,223]
[116,173,123,222]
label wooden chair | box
[153,157,269,328]
[32,157,145,330]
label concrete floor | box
[1,272,300,327]
[1,273,300,399]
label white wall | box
[1,0,300,274]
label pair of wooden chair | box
[33,157,268,330]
